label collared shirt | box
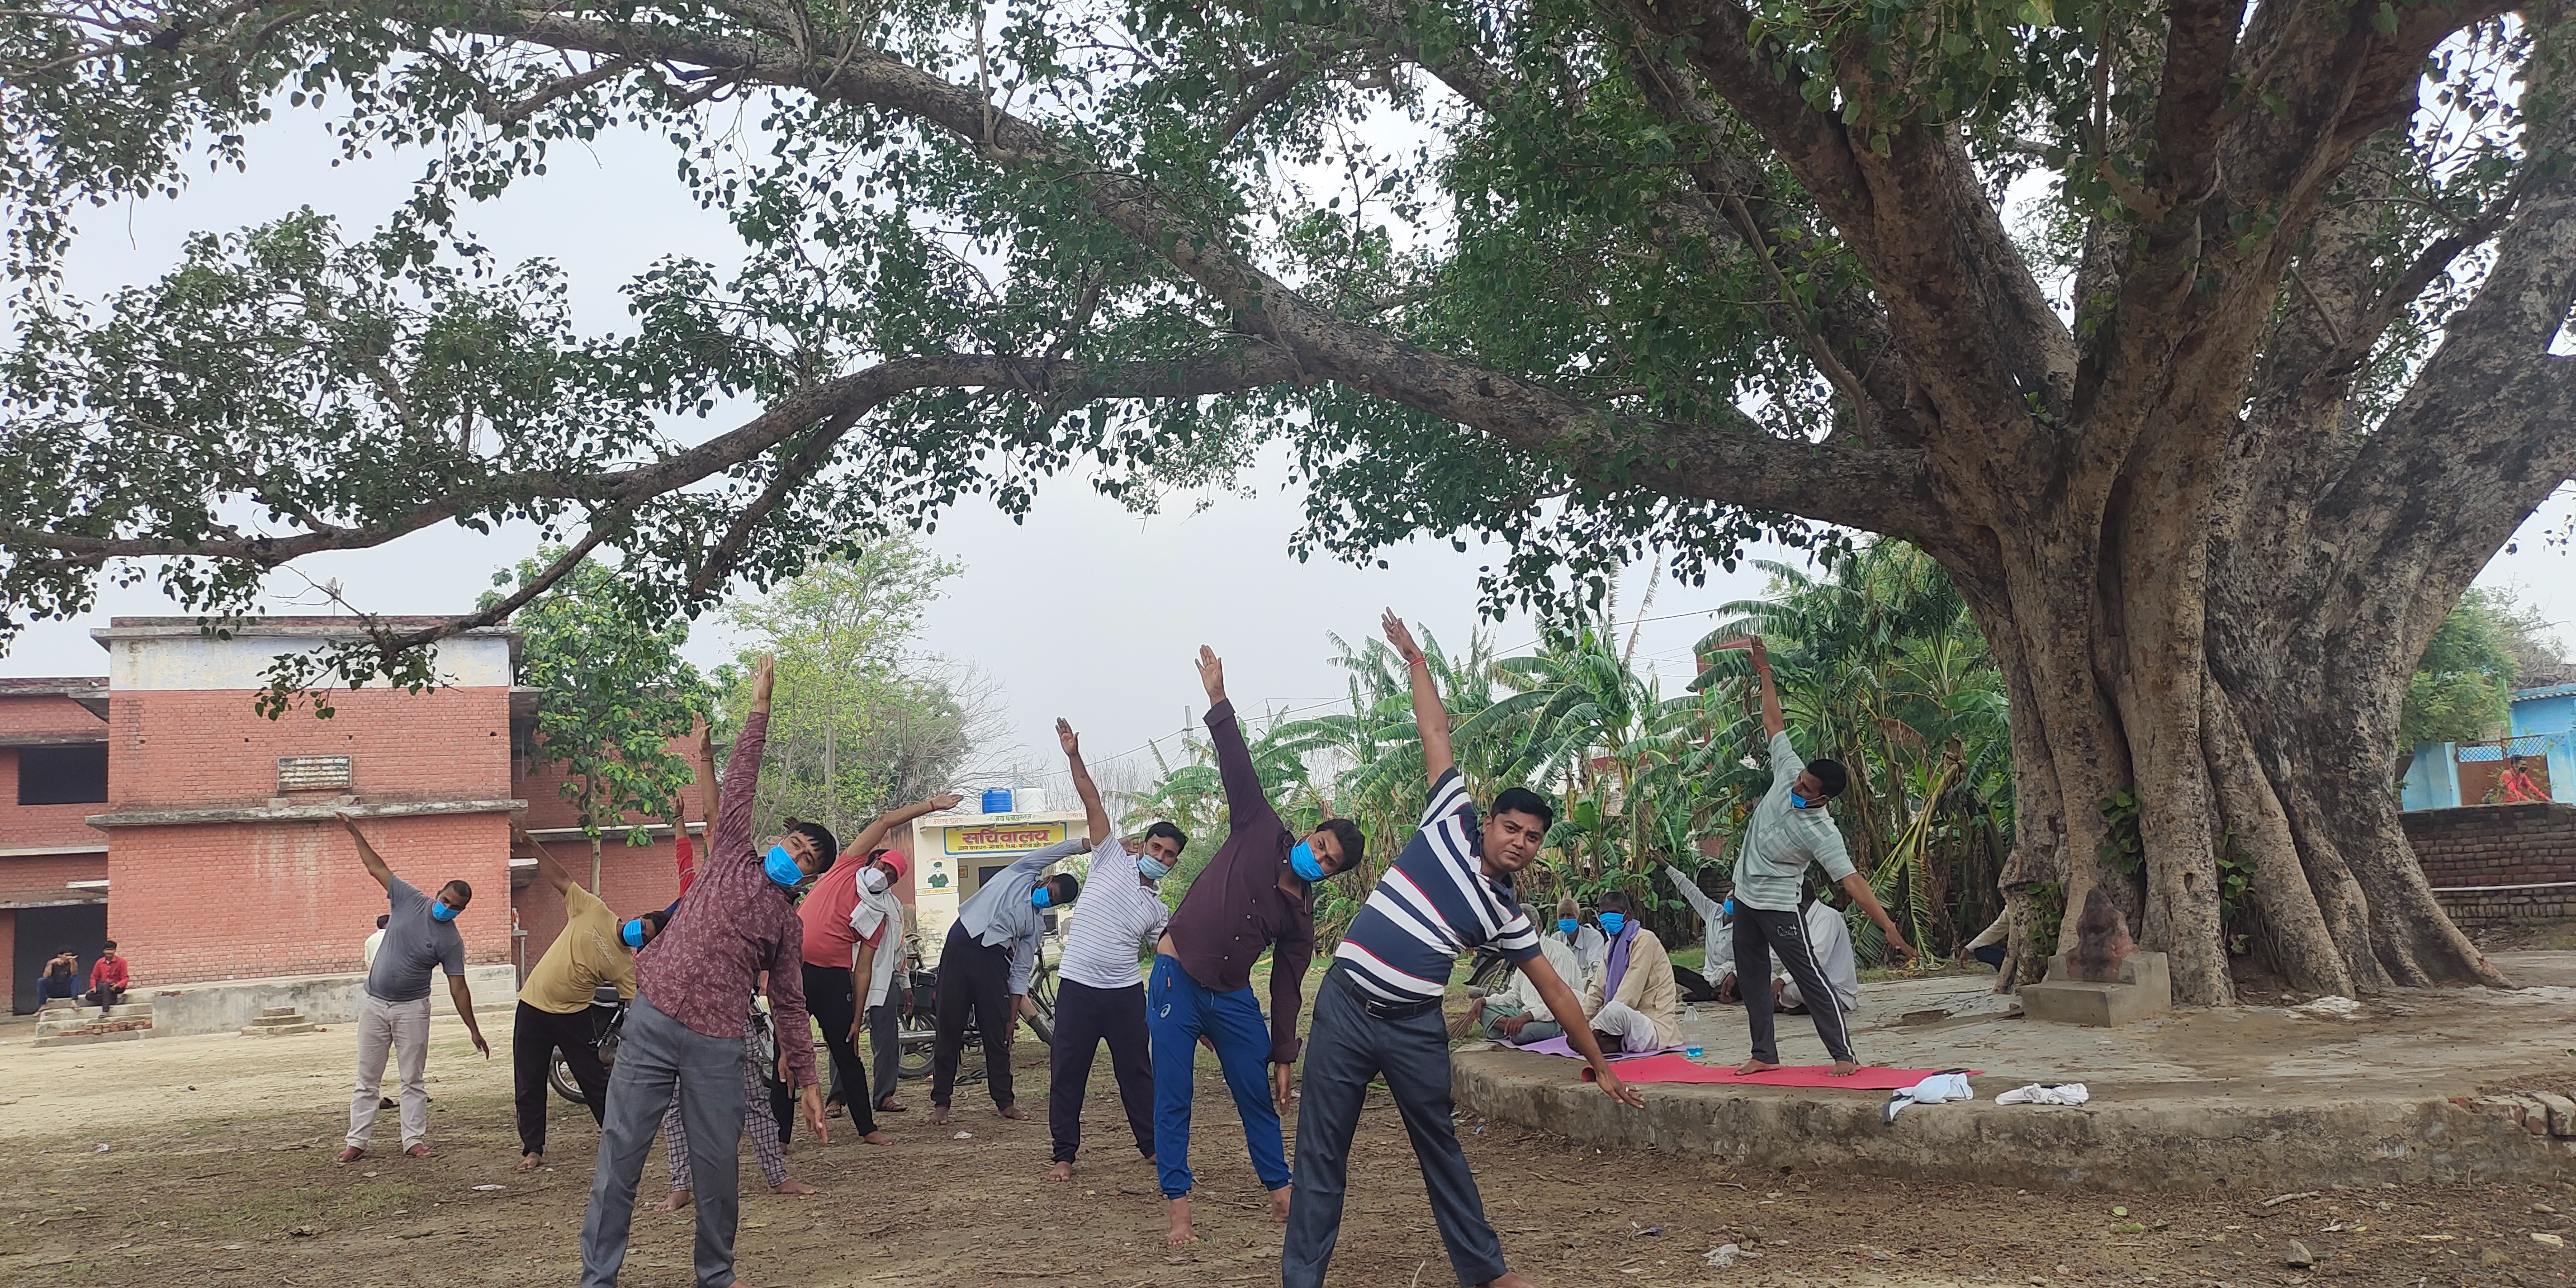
[518,883,636,1014]
[955,837,1082,996]
[1336,768,1541,1002]
[632,709,817,1086]
[1731,731,1856,912]
[1163,699,1318,1065]
[1499,934,1583,1024]
[365,875,467,1004]
[1664,863,1731,973]
[1057,837,1171,991]
[1548,923,1607,985]
[89,955,128,990]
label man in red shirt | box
[578,656,831,1288]
[797,790,958,1141]
[87,941,130,1014]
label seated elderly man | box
[1578,891,1683,1054]
[1547,896,1606,986]
[1459,931,1585,1045]
[1707,885,1859,1016]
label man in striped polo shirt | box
[1282,612,1644,1288]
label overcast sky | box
[7,103,2571,798]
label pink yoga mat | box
[1576,1054,1983,1090]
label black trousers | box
[1282,968,1504,1288]
[513,1001,609,1157]
[800,962,879,1136]
[868,1002,904,1106]
[1735,905,1854,1064]
[931,922,1017,1109]
[1047,978,1154,1163]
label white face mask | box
[861,868,890,894]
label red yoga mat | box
[1580,1053,1981,1090]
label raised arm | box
[694,717,719,830]
[334,812,396,891]
[1198,646,1276,837]
[1663,864,1720,921]
[1059,718,1111,846]
[708,655,776,876]
[1382,610,1452,784]
[513,818,577,898]
[1748,636,1787,740]
[848,792,963,861]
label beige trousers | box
[348,993,433,1150]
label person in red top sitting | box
[87,941,130,1015]
[2499,756,2552,804]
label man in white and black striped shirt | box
[1282,612,1644,1288]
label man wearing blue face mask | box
[1153,645,1369,1247]
[930,781,1084,1127]
[1730,637,1916,1077]
[579,654,831,1288]
[333,811,489,1164]
[509,817,667,1172]
[1044,717,1179,1182]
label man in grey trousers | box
[579,655,832,1287]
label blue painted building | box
[2401,663,2576,810]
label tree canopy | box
[4,0,2571,1002]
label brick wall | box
[0,851,108,895]
[514,733,711,834]
[0,693,109,737]
[2402,803,2576,888]
[107,811,513,984]
[109,687,510,809]
[2435,886,2576,929]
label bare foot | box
[656,1190,692,1212]
[1735,1058,1781,1075]
[861,1130,894,1146]
[517,1152,542,1172]
[1166,1196,1200,1247]
[1831,1059,1860,1077]
[770,1177,816,1196]
[929,1106,953,1126]
[334,1147,365,1164]
[996,1105,1030,1121]
[1268,1185,1291,1222]
[1043,1161,1075,1182]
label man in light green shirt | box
[1730,636,1915,1076]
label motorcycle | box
[548,983,628,1104]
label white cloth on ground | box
[1590,999,1663,1053]
[1994,1082,2090,1106]
[1881,1071,1974,1125]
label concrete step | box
[34,1016,153,1038]
[32,1027,149,1049]
[240,1021,318,1038]
[245,1012,311,1027]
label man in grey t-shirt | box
[336,812,490,1162]
[1729,638,1915,1077]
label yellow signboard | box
[941,821,1066,856]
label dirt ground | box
[4,1012,2575,1287]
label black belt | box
[1332,964,1443,1022]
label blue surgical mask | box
[1289,841,1325,882]
[429,899,460,924]
[621,919,647,948]
[763,845,806,888]
[1031,886,1053,909]
[1138,855,1171,882]
[1788,792,1812,809]
[1598,911,1627,936]
[1557,917,1579,935]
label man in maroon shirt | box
[579,655,832,1288]
[1150,645,1367,1247]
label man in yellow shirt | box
[513,820,666,1172]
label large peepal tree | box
[3,0,2571,1001]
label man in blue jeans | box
[1150,644,1366,1247]
[1281,612,1642,1288]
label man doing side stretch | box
[1154,645,1367,1246]
[578,655,830,1288]
[334,812,489,1163]
[1282,612,1644,1288]
[930,817,1082,1125]
[511,819,665,1172]
[1045,718,1177,1182]
[799,791,959,1142]
[1734,637,1916,1076]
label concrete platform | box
[132,963,517,1035]
[1453,950,2576,1192]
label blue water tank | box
[981,788,1014,815]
